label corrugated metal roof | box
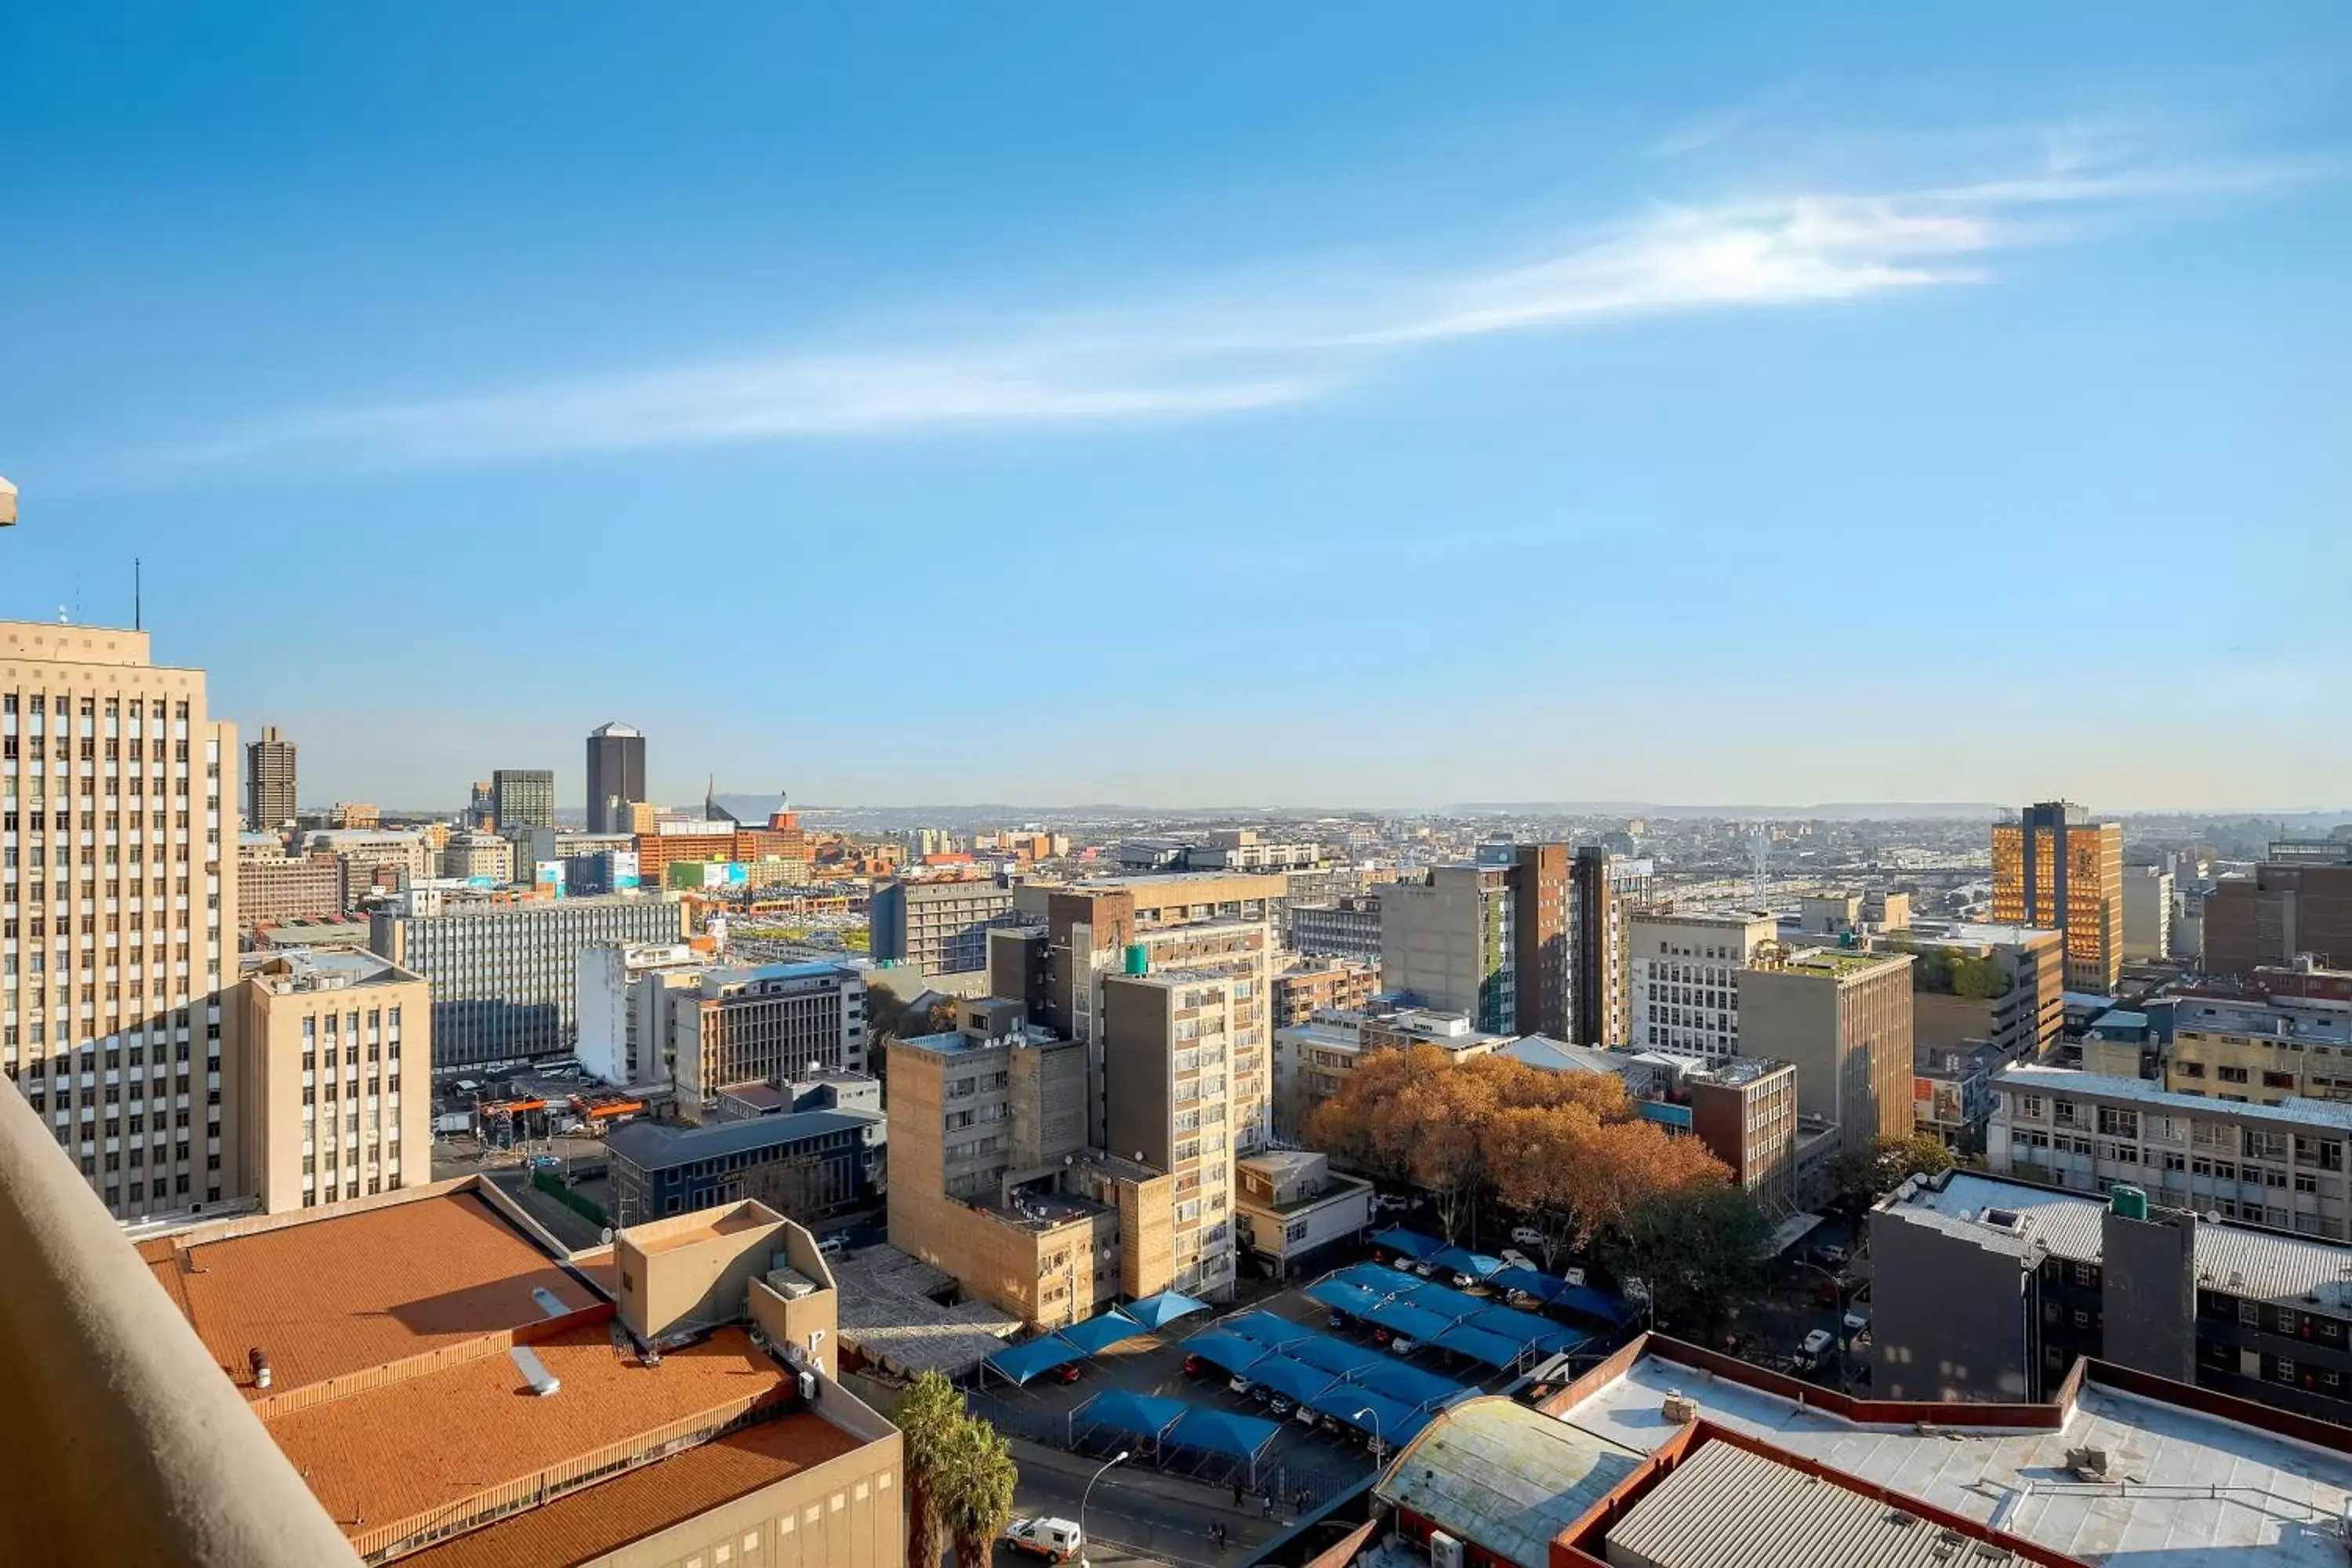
[1374,1397,1642,1568]
[1886,1171,2352,1312]
[1606,1438,2008,1568]
[1994,1065,2352,1131]
[604,1109,880,1173]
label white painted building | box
[1628,909,1779,1059]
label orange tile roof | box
[142,1190,598,1398]
[268,1324,789,1549]
[401,1409,867,1567]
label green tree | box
[1605,1185,1769,1338]
[894,1370,965,1568]
[1828,1131,1953,1215]
[937,1415,1021,1568]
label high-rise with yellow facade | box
[2,620,240,1223]
[1991,800,2124,994]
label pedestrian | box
[1232,1478,1244,1508]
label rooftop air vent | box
[510,1345,562,1397]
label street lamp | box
[1352,1406,1384,1463]
[1078,1449,1128,1568]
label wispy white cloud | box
[1647,87,1802,159]
[129,131,2318,480]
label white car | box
[1389,1335,1421,1356]
[1228,1374,1256,1396]
[1799,1329,1835,1361]
[1373,1192,1414,1214]
[1498,1249,1536,1272]
[1843,1312,1870,1335]
[1509,1225,1545,1249]
[1002,1518,1084,1563]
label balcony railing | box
[0,1082,361,1566]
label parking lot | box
[967,1272,1553,1509]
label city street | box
[1004,1438,1290,1568]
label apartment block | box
[1684,1054,1800,1210]
[669,960,870,1117]
[2125,865,2175,961]
[1272,954,1379,1027]
[1738,946,1915,1156]
[1272,1004,1508,1137]
[1992,800,2125,993]
[327,801,377,829]
[885,1005,1173,1327]
[299,826,432,902]
[437,830,516,884]
[575,940,709,1086]
[237,947,428,1213]
[1509,843,1571,1038]
[1233,1149,1374,1280]
[1873,1167,2352,1425]
[1100,966,1245,1298]
[368,891,688,1066]
[243,724,296,830]
[2166,989,2352,1105]
[488,767,554,830]
[1569,847,1653,1047]
[1381,864,1517,1033]
[1915,1040,2005,1153]
[1288,893,1382,963]
[1627,909,1777,1058]
[235,851,347,928]
[869,875,1025,975]
[1895,920,2065,1062]
[1,620,239,1225]
[1991,1063,2352,1239]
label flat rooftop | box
[1555,1353,2352,1566]
[139,1189,597,1399]
[2176,995,2352,1044]
[267,1323,792,1552]
[1378,1397,1642,1568]
[404,1410,864,1567]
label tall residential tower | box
[1992,801,2124,993]
[584,721,646,834]
[244,724,296,830]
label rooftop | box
[1904,920,2063,949]
[606,1109,881,1173]
[2176,995,2352,1045]
[243,946,417,993]
[403,1410,862,1567]
[1882,1170,2352,1313]
[1996,1064,2352,1132]
[1752,946,1910,980]
[138,1189,597,1401]
[1555,1351,2352,1566]
[1375,1396,1643,1568]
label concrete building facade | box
[237,947,429,1213]
[2202,847,2352,978]
[584,720,646,835]
[575,941,709,1086]
[605,1107,884,1229]
[489,768,554,831]
[1381,864,1517,1033]
[869,875,1023,975]
[243,724,296,830]
[1895,921,2064,1064]
[2125,866,2176,961]
[669,960,871,1116]
[1,619,240,1224]
[1288,894,1382,963]
[1272,954,1379,1027]
[368,892,689,1066]
[236,851,348,928]
[1738,947,1916,1156]
[1627,909,1777,1058]
[2166,989,2352,1105]
[1569,848,1653,1048]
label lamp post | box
[1078,1449,1128,1568]
[1352,1406,1384,1463]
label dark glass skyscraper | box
[585,721,646,833]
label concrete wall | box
[1101,978,1174,1169]
[1868,1210,2034,1402]
[616,1208,788,1342]
[2100,1204,2197,1384]
[590,1419,903,1568]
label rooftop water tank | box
[1123,943,1149,976]
[2111,1185,2149,1221]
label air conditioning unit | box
[1428,1532,1463,1568]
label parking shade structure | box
[1073,1389,1188,1445]
[1122,1290,1208,1332]
[1243,1356,1339,1406]
[1221,1310,1314,1350]
[1180,1328,1272,1377]
[1370,1227,1444,1260]
[1164,1407,1283,1466]
[1056,1310,1150,1357]
[983,1336,1089,1386]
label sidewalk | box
[1007,1436,1291,1568]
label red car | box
[1053,1362,1084,1385]
[1182,1354,1206,1376]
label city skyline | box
[5,5,2349,808]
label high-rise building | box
[1627,909,1778,1058]
[1,619,238,1223]
[1738,947,1916,1155]
[368,891,689,1065]
[666,959,872,1116]
[1288,894,1382,963]
[238,947,430,1212]
[585,720,646,834]
[1894,920,2065,1062]
[1381,864,1518,1033]
[489,767,554,830]
[1510,843,1571,1038]
[466,778,494,827]
[234,851,347,927]
[1992,801,2125,993]
[1570,847,1653,1047]
[2123,866,2175,961]
[244,724,296,829]
[575,940,708,1086]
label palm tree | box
[938,1416,1021,1568]
[895,1371,966,1568]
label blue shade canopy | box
[1399,1279,1486,1319]
[984,1336,1086,1385]
[1165,1406,1283,1460]
[1465,1305,1587,1354]
[1431,1321,1529,1367]
[1344,1358,1465,1411]
[1222,1311,1312,1349]
[1243,1355,1339,1404]
[1305,1279,1388,1318]
[1363,1298,1457,1342]
[1427,1246,1506,1279]
[1124,1290,1208,1330]
[1301,1385,1421,1443]
[1180,1328,1270,1376]
[1286,1333,1388,1378]
[1335,1262,1434,1298]
[1370,1227,1444,1260]
[1490,1265,1571,1302]
[1074,1388,1187,1439]
[1556,1284,1637,1327]
[1058,1310,1149,1356]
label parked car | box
[1813,1244,1849,1269]
[1373,1192,1413,1214]
[1509,1225,1545,1249]
[817,1234,847,1257]
[1292,1403,1320,1427]
[1268,1395,1295,1417]
[1799,1329,1835,1362]
[1449,1272,1478,1290]
[1327,1310,1348,1330]
[1410,1259,1437,1277]
[1842,1312,1870,1336]
[1002,1519,1084,1563]
[1372,1327,1396,1347]
[1248,1384,1273,1406]
[1182,1354,1207,1376]
[1228,1375,1256,1397]
[1052,1362,1084,1385]
[1390,1335,1421,1356]
[1498,1249,1536,1272]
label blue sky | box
[4,5,2348,811]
